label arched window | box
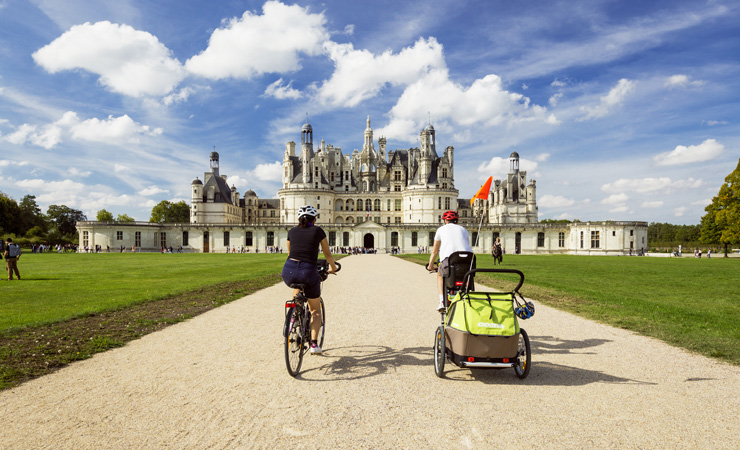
[365,199,372,211]
[374,199,380,211]
[335,199,344,211]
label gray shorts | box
[438,257,451,278]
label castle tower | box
[210,151,220,177]
[301,122,313,184]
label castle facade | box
[77,119,648,255]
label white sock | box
[439,295,444,303]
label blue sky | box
[1,0,738,225]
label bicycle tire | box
[514,328,531,379]
[434,325,445,378]
[284,308,304,377]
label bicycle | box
[283,260,341,377]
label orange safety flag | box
[470,176,493,206]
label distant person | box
[4,238,21,280]
[427,210,472,311]
[282,205,338,355]
[708,249,711,259]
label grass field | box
[0,252,288,332]
[400,253,740,365]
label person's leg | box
[307,296,322,341]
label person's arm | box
[319,238,337,273]
[427,240,441,271]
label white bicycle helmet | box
[297,205,318,219]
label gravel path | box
[2,254,739,449]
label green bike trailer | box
[437,269,532,377]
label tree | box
[0,192,22,235]
[116,213,136,223]
[149,200,190,223]
[700,158,740,256]
[96,209,115,222]
[47,204,87,237]
[19,195,45,235]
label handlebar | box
[461,268,524,293]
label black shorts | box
[281,259,321,298]
[438,257,451,278]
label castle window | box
[329,231,336,246]
[472,232,479,246]
[580,231,584,248]
[374,199,380,211]
[442,168,448,178]
[365,199,372,211]
[224,231,230,247]
[83,231,89,247]
[183,232,189,246]
[428,232,435,247]
[246,232,253,246]
[412,232,418,247]
[394,171,402,181]
[343,232,350,246]
[117,231,123,240]
[558,232,565,248]
[391,232,398,247]
[395,217,401,224]
[394,185,401,192]
[135,232,141,247]
[395,199,401,211]
[591,231,600,249]
[271,210,276,217]
[442,183,447,189]
[537,232,545,247]
[445,197,450,209]
[267,231,274,247]
[387,199,391,211]
[160,232,167,249]
[438,197,442,209]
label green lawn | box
[400,254,740,365]
[1,252,288,332]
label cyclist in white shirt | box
[427,211,472,311]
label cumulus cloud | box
[185,1,329,80]
[578,78,635,121]
[314,37,446,108]
[2,111,163,149]
[641,201,664,208]
[67,167,91,177]
[601,177,703,194]
[138,185,169,196]
[674,206,688,217]
[264,78,302,100]
[33,21,185,97]
[664,74,705,89]
[601,193,629,205]
[477,156,538,178]
[539,194,575,208]
[653,138,724,166]
[379,70,558,142]
[163,87,196,106]
[246,161,282,181]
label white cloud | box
[641,201,664,208]
[577,78,635,121]
[551,79,567,88]
[114,164,128,172]
[247,161,282,181]
[535,153,550,162]
[163,87,196,106]
[478,156,539,178]
[653,138,724,166]
[344,24,355,35]
[378,69,557,142]
[601,177,703,194]
[539,194,575,208]
[674,206,688,217]
[33,21,185,97]
[705,120,728,126]
[138,185,169,196]
[314,37,446,108]
[549,92,563,106]
[185,1,329,80]
[664,74,705,89]
[2,111,162,148]
[264,78,302,100]
[67,167,91,177]
[602,193,629,205]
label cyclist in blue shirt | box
[282,206,338,354]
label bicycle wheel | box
[318,298,326,348]
[284,309,304,377]
[434,325,445,378]
[514,328,531,379]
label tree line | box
[0,194,190,246]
